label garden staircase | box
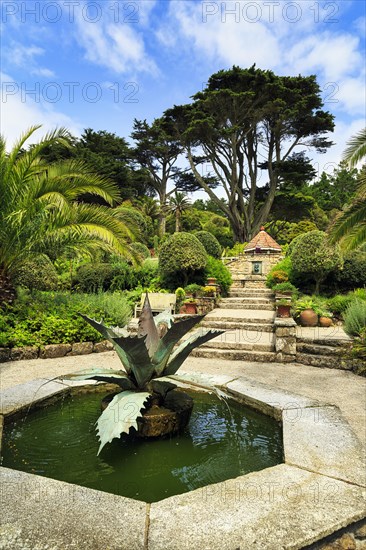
[191,280,277,362]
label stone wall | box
[0,340,113,363]
[227,252,283,283]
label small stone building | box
[228,227,282,286]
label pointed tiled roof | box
[244,226,282,253]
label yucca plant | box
[62,294,223,454]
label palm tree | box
[0,126,135,303]
[168,191,191,232]
[330,128,366,251]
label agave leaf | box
[153,315,205,375]
[61,369,136,390]
[147,379,177,399]
[96,391,151,455]
[79,314,132,373]
[137,293,159,358]
[111,335,155,388]
[164,329,224,376]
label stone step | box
[200,320,274,332]
[229,290,274,298]
[219,303,275,310]
[204,309,275,323]
[221,297,274,304]
[200,340,275,352]
[296,353,351,370]
[296,343,344,356]
[191,347,276,362]
[296,336,352,348]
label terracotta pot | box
[207,277,217,286]
[185,302,197,314]
[276,304,291,318]
[299,309,318,327]
[319,316,333,327]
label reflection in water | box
[2,390,283,502]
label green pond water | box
[1,389,283,502]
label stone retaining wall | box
[0,340,113,362]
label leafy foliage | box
[204,256,232,295]
[266,257,293,288]
[0,126,136,300]
[0,289,132,348]
[12,256,58,291]
[344,300,366,337]
[159,232,207,287]
[194,231,222,259]
[290,231,343,293]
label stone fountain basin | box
[0,373,365,550]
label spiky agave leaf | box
[111,335,155,388]
[96,391,151,455]
[137,293,159,358]
[79,314,132,374]
[61,368,136,390]
[152,315,205,375]
[163,329,224,376]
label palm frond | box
[342,127,366,168]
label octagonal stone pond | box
[0,372,365,549]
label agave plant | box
[63,294,223,454]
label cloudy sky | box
[1,0,365,181]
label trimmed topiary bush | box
[195,231,222,259]
[290,231,343,294]
[159,232,207,288]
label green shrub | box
[194,231,222,259]
[325,253,366,292]
[184,284,204,297]
[73,263,119,292]
[344,300,366,337]
[12,256,58,291]
[0,290,132,348]
[326,294,355,315]
[290,231,343,294]
[272,282,298,297]
[223,242,247,256]
[266,257,293,288]
[159,232,207,288]
[205,256,232,295]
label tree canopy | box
[166,65,334,242]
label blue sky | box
[1,0,365,183]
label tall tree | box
[0,126,135,303]
[131,118,184,236]
[166,65,334,242]
[168,191,191,232]
[77,129,153,202]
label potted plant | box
[273,282,298,299]
[318,309,333,327]
[203,285,217,297]
[184,284,204,299]
[184,298,198,314]
[293,298,319,327]
[207,277,217,286]
[276,298,292,318]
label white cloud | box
[74,5,158,76]
[4,43,56,78]
[0,73,82,149]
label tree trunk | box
[0,269,16,306]
[175,211,181,232]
